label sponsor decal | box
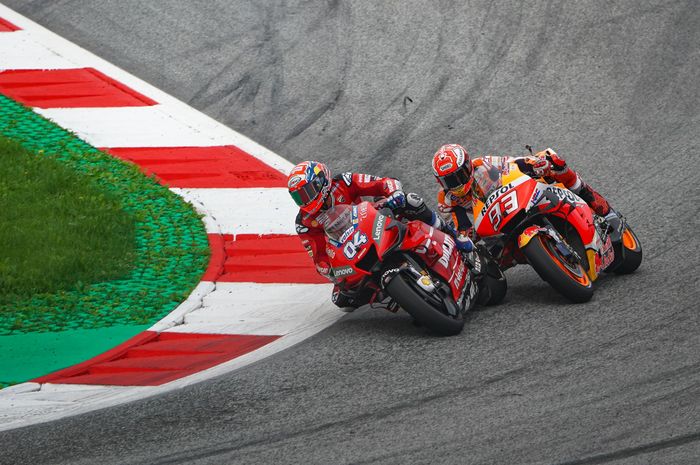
[469,280,478,299]
[359,203,368,219]
[438,235,456,268]
[545,186,579,204]
[381,267,400,284]
[472,253,482,273]
[481,182,515,215]
[440,162,453,171]
[342,172,353,186]
[332,266,355,277]
[454,264,465,289]
[386,178,402,192]
[517,226,541,248]
[311,219,319,228]
[296,223,309,234]
[339,226,355,244]
[529,188,543,206]
[600,235,615,270]
[326,246,336,258]
[288,175,303,188]
[372,214,387,241]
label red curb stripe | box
[32,332,158,383]
[33,332,280,386]
[0,18,19,31]
[202,234,226,282]
[203,233,326,284]
[103,146,287,188]
[0,68,157,108]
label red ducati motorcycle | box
[318,201,506,336]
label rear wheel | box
[523,234,594,303]
[614,225,642,274]
[386,273,465,336]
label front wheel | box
[614,225,642,274]
[522,234,594,303]
[386,273,465,336]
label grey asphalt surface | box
[2,0,699,464]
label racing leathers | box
[437,149,612,239]
[296,172,444,309]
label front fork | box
[517,220,589,273]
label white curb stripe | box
[165,282,333,336]
[171,187,298,235]
[0,31,79,69]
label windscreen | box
[472,162,504,201]
[318,204,354,243]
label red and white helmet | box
[431,144,473,195]
[287,161,332,214]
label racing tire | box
[613,225,642,275]
[523,234,594,303]
[386,273,465,336]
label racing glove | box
[385,190,407,210]
[528,157,552,177]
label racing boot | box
[403,193,472,251]
[332,287,357,312]
[573,182,611,216]
[444,222,474,252]
[545,153,611,217]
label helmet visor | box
[437,164,472,190]
[290,175,326,207]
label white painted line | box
[0,31,79,70]
[166,282,334,335]
[171,187,298,235]
[0,384,154,431]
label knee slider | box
[406,192,424,208]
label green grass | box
[0,137,136,301]
[0,95,210,335]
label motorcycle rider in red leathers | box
[288,160,470,310]
[432,144,613,263]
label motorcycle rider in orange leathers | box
[432,144,613,259]
[288,160,472,309]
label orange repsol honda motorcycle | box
[471,155,642,302]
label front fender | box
[517,225,547,249]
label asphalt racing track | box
[1,1,699,464]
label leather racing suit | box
[296,172,443,309]
[437,149,612,237]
